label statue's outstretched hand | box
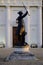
[26,11,28,14]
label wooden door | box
[13,27,18,47]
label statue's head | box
[18,11,23,15]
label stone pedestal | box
[14,45,30,52]
[4,45,38,61]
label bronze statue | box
[16,10,28,46]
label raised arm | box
[22,11,28,18]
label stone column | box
[38,6,42,47]
[25,7,30,45]
[39,6,42,47]
[5,6,12,48]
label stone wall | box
[0,0,42,6]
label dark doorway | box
[13,27,18,47]
[13,27,25,47]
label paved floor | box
[0,48,43,65]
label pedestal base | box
[14,45,30,52]
[4,45,38,61]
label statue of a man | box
[16,10,28,46]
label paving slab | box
[0,60,43,65]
